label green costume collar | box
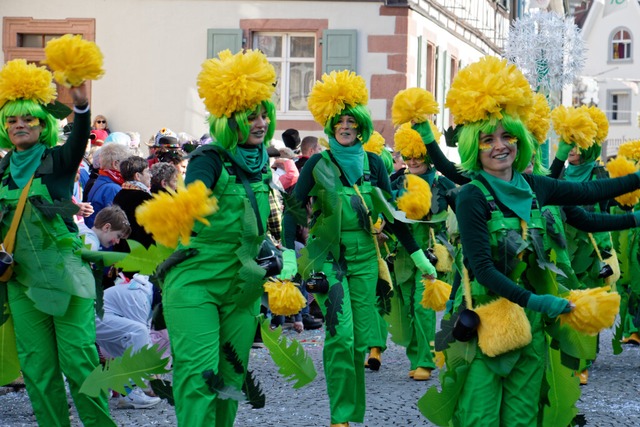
[418,168,437,187]
[564,161,595,182]
[480,170,533,223]
[9,143,46,188]
[226,144,268,174]
[328,137,364,186]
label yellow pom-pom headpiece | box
[391,88,439,126]
[585,106,609,144]
[307,70,368,127]
[524,93,551,145]
[551,105,597,150]
[617,139,640,162]
[363,131,386,155]
[394,123,426,159]
[0,59,56,109]
[42,34,105,88]
[396,174,432,220]
[560,286,620,335]
[263,279,307,316]
[445,56,533,125]
[606,156,640,207]
[198,49,277,118]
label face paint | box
[479,143,492,151]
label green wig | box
[0,99,58,150]
[324,103,373,145]
[457,114,534,174]
[208,99,276,151]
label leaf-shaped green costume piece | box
[0,315,20,386]
[149,378,175,406]
[540,347,580,427]
[203,369,246,401]
[233,200,266,308]
[324,282,345,337]
[259,316,317,389]
[221,340,266,408]
[115,240,174,275]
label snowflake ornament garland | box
[505,11,586,94]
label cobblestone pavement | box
[2,324,640,426]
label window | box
[253,32,316,113]
[607,90,631,123]
[17,33,61,48]
[610,28,632,61]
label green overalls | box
[310,151,380,424]
[162,148,271,427]
[0,159,113,427]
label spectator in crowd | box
[296,135,323,171]
[150,161,179,194]
[92,114,111,134]
[282,128,301,154]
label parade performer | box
[421,56,640,427]
[138,49,296,426]
[283,70,436,427]
[0,35,115,426]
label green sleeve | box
[184,147,224,189]
[426,139,469,186]
[529,173,640,207]
[563,205,636,232]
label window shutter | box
[322,30,357,74]
[435,47,448,130]
[207,29,243,58]
[417,35,423,87]
[443,50,451,127]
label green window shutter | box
[207,29,243,58]
[322,30,357,74]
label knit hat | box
[90,129,109,146]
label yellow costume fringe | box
[43,34,104,88]
[197,49,276,118]
[420,278,452,311]
[136,180,219,248]
[445,56,533,125]
[391,87,439,126]
[551,105,597,150]
[263,279,307,316]
[394,123,426,159]
[307,70,368,127]
[396,174,432,220]
[605,156,640,207]
[0,59,56,108]
[429,228,452,273]
[524,93,551,145]
[560,286,620,336]
[363,131,386,155]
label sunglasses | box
[96,120,107,124]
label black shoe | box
[302,313,323,330]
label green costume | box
[0,110,114,427]
[162,145,271,426]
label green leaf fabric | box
[384,292,411,347]
[149,378,174,406]
[242,370,266,409]
[0,315,20,386]
[541,347,580,427]
[203,369,246,401]
[116,241,174,275]
[29,196,79,220]
[325,283,345,337]
[418,364,470,426]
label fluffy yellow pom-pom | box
[421,278,452,311]
[432,243,452,273]
[391,87,439,126]
[616,140,640,162]
[525,93,551,145]
[551,105,597,150]
[394,123,426,159]
[396,174,432,220]
[263,279,307,316]
[445,56,533,125]
[476,297,532,357]
[307,70,368,126]
[198,49,276,118]
[363,131,386,155]
[0,59,56,108]
[136,180,219,248]
[606,156,640,206]
[560,286,621,335]
[585,106,609,143]
[42,34,104,88]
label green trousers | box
[315,230,378,424]
[397,267,436,370]
[8,284,113,427]
[163,252,260,427]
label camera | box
[426,248,438,266]
[305,272,329,294]
[597,262,614,279]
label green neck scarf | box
[328,137,364,186]
[564,161,595,182]
[226,144,268,174]
[418,168,437,187]
[480,170,533,223]
[9,143,46,188]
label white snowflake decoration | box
[505,11,587,94]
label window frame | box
[606,89,632,124]
[609,27,633,63]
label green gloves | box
[412,121,436,145]
[556,140,574,161]
[410,250,436,277]
[278,249,298,280]
[526,294,571,318]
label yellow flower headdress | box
[0,59,56,109]
[391,87,439,126]
[585,105,609,144]
[42,34,105,88]
[605,155,640,207]
[524,93,551,145]
[363,131,386,155]
[307,70,368,126]
[445,56,533,125]
[551,105,597,150]
[616,139,640,162]
[394,123,426,159]
[197,49,277,118]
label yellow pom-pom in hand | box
[363,131,386,155]
[394,123,426,159]
[606,156,640,207]
[551,105,597,150]
[43,34,104,88]
[396,174,432,220]
[392,87,439,126]
[136,180,218,248]
[263,279,307,316]
[617,139,640,162]
[421,278,452,311]
[560,286,621,336]
[585,106,609,144]
[0,59,56,108]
